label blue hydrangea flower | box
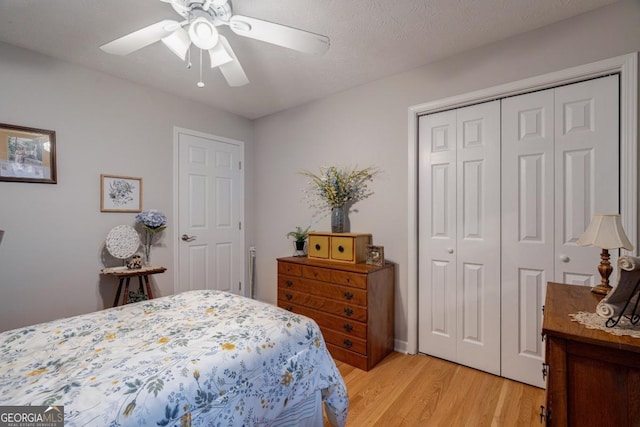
[136,210,167,231]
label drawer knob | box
[285,280,293,287]
[343,339,353,348]
[338,245,345,253]
[343,291,354,300]
[285,293,293,300]
[344,307,354,317]
[315,244,321,250]
[343,323,353,332]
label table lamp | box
[577,214,634,295]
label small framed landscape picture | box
[0,123,56,184]
[100,174,142,212]
[366,245,384,267]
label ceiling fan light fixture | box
[161,27,191,60]
[189,17,219,50]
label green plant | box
[286,225,311,242]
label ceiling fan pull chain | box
[187,45,192,69]
[197,48,205,88]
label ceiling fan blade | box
[228,15,329,55]
[101,20,181,55]
[217,36,249,87]
[161,27,191,60]
[208,39,234,68]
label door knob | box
[181,234,196,242]
[559,255,570,263]
[447,248,454,254]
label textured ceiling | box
[0,0,619,119]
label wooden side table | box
[101,266,167,306]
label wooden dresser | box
[277,256,395,371]
[542,282,640,426]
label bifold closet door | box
[418,101,501,375]
[501,75,619,387]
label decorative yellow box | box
[307,232,372,264]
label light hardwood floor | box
[326,352,545,426]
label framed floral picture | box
[0,123,56,184]
[100,174,142,212]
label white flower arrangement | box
[301,165,379,210]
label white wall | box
[0,42,254,331]
[252,0,640,348]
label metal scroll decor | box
[596,255,640,328]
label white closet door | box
[501,89,555,387]
[418,101,501,375]
[418,110,457,361]
[455,101,501,375]
[554,75,619,285]
[501,75,619,387]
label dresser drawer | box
[277,288,367,322]
[302,265,332,282]
[320,327,367,355]
[278,276,367,306]
[278,262,302,276]
[279,300,367,338]
[331,271,367,289]
[325,343,368,371]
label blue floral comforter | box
[0,290,348,426]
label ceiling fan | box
[100,0,330,88]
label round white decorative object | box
[105,225,140,259]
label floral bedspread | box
[0,290,348,426]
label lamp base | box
[591,283,612,295]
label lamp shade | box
[576,214,634,250]
[161,27,191,61]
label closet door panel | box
[554,75,619,285]
[455,101,501,375]
[418,110,457,360]
[501,89,555,387]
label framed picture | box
[0,123,56,183]
[366,245,384,267]
[100,174,142,212]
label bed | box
[0,290,348,426]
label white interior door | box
[176,128,244,295]
[418,101,501,375]
[501,75,619,387]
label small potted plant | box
[287,225,311,256]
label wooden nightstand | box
[101,265,166,306]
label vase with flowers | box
[301,165,378,233]
[135,210,167,265]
